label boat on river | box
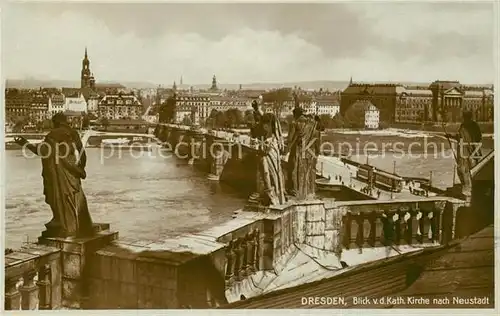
[5,134,45,150]
[98,134,163,151]
[5,132,163,152]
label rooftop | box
[223,224,494,308]
[382,225,494,308]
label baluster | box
[240,237,248,278]
[36,264,51,310]
[368,211,377,247]
[416,210,424,243]
[20,270,38,310]
[355,214,364,251]
[403,211,413,245]
[427,211,437,242]
[253,229,260,271]
[245,232,255,275]
[225,241,234,287]
[233,239,243,281]
[342,213,352,249]
[381,212,394,247]
[433,207,441,242]
[393,212,401,245]
[5,277,21,310]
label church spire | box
[81,46,91,89]
[349,75,353,85]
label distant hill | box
[6,78,80,89]
[5,79,133,90]
[185,81,351,91]
[5,78,351,91]
[132,80,352,91]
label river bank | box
[321,130,494,155]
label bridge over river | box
[4,123,494,310]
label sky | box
[2,1,496,85]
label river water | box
[5,148,246,249]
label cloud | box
[3,2,495,84]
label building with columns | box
[429,80,494,122]
[342,80,494,124]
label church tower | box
[89,73,95,90]
[81,47,92,89]
[210,75,218,91]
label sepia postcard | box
[1,0,498,313]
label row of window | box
[98,106,140,110]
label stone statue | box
[445,110,483,201]
[250,100,263,139]
[286,107,323,200]
[14,113,94,238]
[248,102,286,207]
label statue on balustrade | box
[14,113,94,238]
[250,100,263,139]
[248,101,286,207]
[286,107,324,200]
[445,110,483,201]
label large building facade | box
[5,89,33,122]
[341,84,402,123]
[428,81,494,123]
[341,80,494,124]
[98,93,143,120]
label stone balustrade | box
[340,199,457,251]
[220,197,465,293]
[223,229,261,286]
[4,244,62,310]
[4,200,468,308]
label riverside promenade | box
[4,123,494,310]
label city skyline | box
[3,2,496,85]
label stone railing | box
[216,218,266,289]
[223,229,261,287]
[4,244,62,310]
[52,198,467,308]
[5,223,118,310]
[221,197,465,291]
[338,198,460,251]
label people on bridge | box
[14,113,94,238]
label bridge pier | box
[205,136,232,181]
[186,131,204,165]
